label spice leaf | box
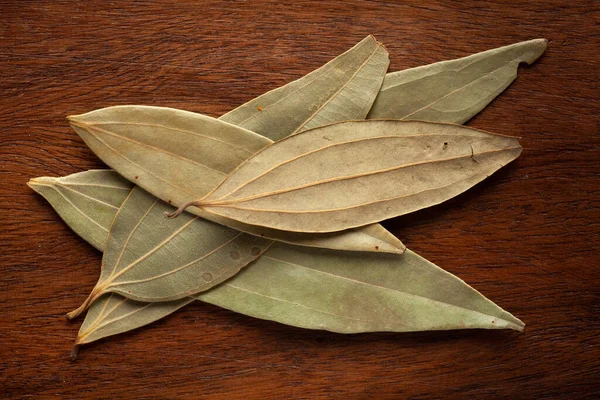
[200,244,524,333]
[67,37,398,253]
[31,171,522,340]
[66,185,524,346]
[368,38,547,122]
[32,39,542,346]
[73,242,524,349]
[28,170,133,251]
[72,293,193,354]
[66,186,272,319]
[221,35,389,140]
[187,121,522,233]
[69,106,404,254]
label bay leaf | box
[221,35,389,140]
[199,243,524,333]
[27,170,133,251]
[66,186,272,319]
[33,171,524,350]
[72,241,524,352]
[368,38,547,122]
[67,36,398,253]
[69,106,404,254]
[61,37,396,318]
[67,37,397,254]
[35,39,542,347]
[178,121,522,233]
[71,293,193,359]
[66,38,546,250]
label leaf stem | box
[164,199,203,218]
[66,288,101,320]
[70,344,80,361]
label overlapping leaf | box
[29,38,545,350]
[368,38,547,122]
[69,203,524,349]
[66,187,273,319]
[64,37,399,318]
[222,35,390,140]
[68,36,402,255]
[183,121,521,232]
[28,170,133,251]
[57,183,524,348]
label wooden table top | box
[1,1,598,398]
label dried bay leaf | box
[73,241,524,351]
[61,37,397,319]
[66,38,546,250]
[71,294,193,358]
[35,171,524,350]
[69,106,404,254]
[199,244,524,333]
[29,171,140,248]
[179,121,522,233]
[68,37,398,254]
[221,35,389,140]
[28,170,133,251]
[368,39,547,122]
[32,39,542,347]
[66,186,272,319]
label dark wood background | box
[1,1,598,398]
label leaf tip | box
[523,38,548,64]
[511,316,525,332]
[26,179,37,190]
[386,242,406,255]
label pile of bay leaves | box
[28,36,546,359]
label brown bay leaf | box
[368,38,547,122]
[176,121,522,233]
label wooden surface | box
[1,1,599,398]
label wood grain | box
[1,0,598,398]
